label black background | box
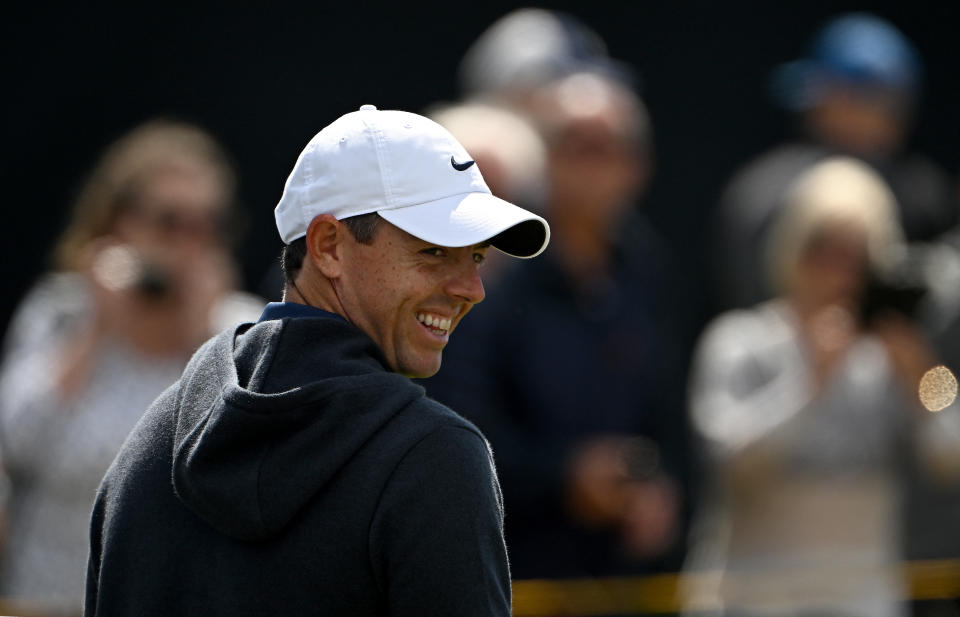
[3,1,958,335]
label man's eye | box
[421,247,446,257]
[473,252,487,265]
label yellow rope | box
[512,559,960,616]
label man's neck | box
[283,276,344,318]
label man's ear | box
[305,214,347,279]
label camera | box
[859,252,929,324]
[91,244,173,301]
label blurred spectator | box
[684,157,960,617]
[714,13,955,311]
[424,70,690,581]
[458,7,634,108]
[427,101,547,285]
[0,120,263,615]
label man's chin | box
[396,354,443,379]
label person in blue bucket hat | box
[771,13,921,112]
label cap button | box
[359,104,377,111]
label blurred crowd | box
[3,8,960,617]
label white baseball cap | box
[274,104,550,258]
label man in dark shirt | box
[425,73,689,581]
[85,105,549,616]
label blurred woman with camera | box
[0,120,262,615]
[682,157,960,617]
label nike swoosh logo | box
[450,156,475,171]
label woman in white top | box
[0,121,262,616]
[683,157,960,617]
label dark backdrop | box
[3,1,958,336]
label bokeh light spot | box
[919,365,958,412]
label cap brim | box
[377,192,550,258]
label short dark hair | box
[342,212,381,245]
[280,212,382,284]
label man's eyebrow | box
[474,242,492,249]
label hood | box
[171,316,423,541]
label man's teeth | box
[416,313,452,331]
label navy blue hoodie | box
[85,313,510,616]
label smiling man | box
[84,105,549,617]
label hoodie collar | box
[258,302,347,323]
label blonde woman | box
[683,157,960,617]
[0,120,262,615]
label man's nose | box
[446,257,485,305]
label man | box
[425,72,688,580]
[84,105,549,616]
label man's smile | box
[416,312,453,339]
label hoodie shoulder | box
[414,395,486,434]
[367,402,510,617]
